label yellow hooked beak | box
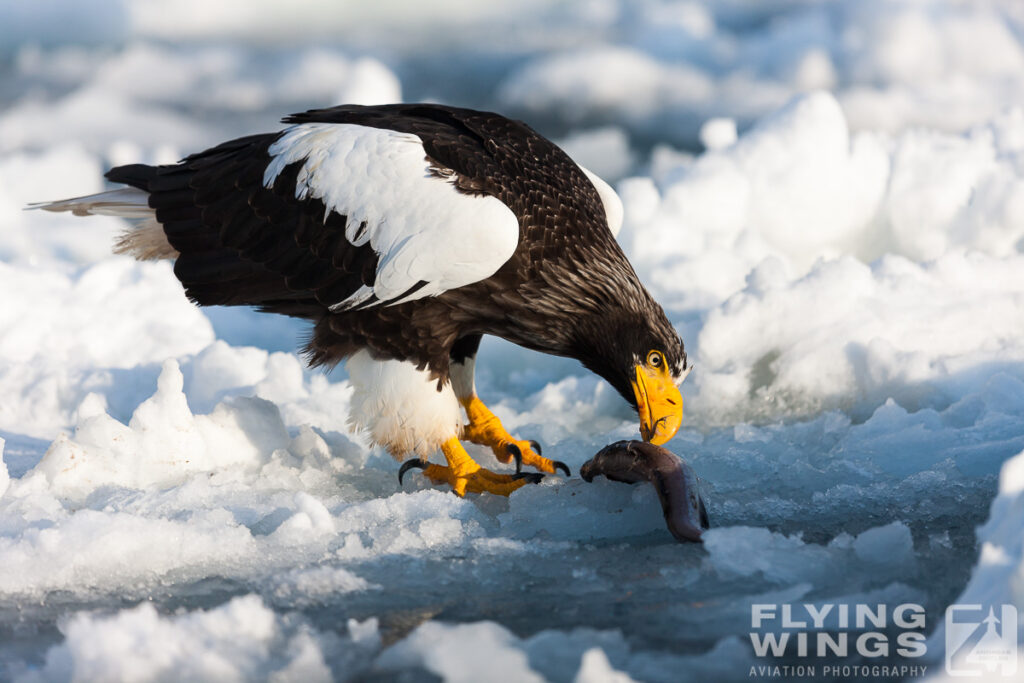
[632,360,683,445]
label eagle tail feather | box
[29,188,178,261]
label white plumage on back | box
[263,123,521,310]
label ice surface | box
[1,2,1023,681]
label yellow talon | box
[399,437,542,497]
[460,396,570,476]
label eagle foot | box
[506,443,570,477]
[398,437,544,497]
[460,396,570,476]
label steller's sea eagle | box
[37,104,689,496]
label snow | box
[1,1,1024,681]
[495,0,1024,145]
[698,117,737,152]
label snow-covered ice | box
[2,1,1024,681]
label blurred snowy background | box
[2,0,1024,680]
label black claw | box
[398,459,427,486]
[553,460,571,477]
[512,472,544,484]
[506,443,523,473]
[529,439,542,456]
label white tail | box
[31,187,152,218]
[29,188,178,261]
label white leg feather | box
[346,350,461,458]
[449,355,477,400]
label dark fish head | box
[580,440,648,484]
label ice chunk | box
[705,527,837,585]
[699,117,738,151]
[705,521,917,588]
[23,595,336,683]
[575,648,637,683]
[271,565,377,605]
[852,521,916,572]
[375,621,545,683]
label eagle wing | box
[109,109,520,315]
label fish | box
[580,440,710,543]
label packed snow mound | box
[627,93,1024,298]
[34,359,298,496]
[618,92,1024,425]
[0,361,391,597]
[692,251,1024,425]
[625,91,888,276]
[0,259,214,439]
[0,437,9,500]
[499,46,712,127]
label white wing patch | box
[263,123,520,310]
[579,166,623,238]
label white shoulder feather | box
[579,166,623,238]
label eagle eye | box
[647,350,664,368]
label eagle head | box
[573,305,688,445]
